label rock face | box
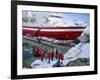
[66,58,89,66]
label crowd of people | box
[33,47,64,66]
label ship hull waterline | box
[23,26,85,40]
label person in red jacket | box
[34,47,41,56]
[40,51,44,61]
[58,53,61,63]
[55,49,59,59]
[60,54,64,61]
[36,47,41,53]
[48,52,51,64]
[51,51,54,61]
[60,54,64,64]
[57,53,64,67]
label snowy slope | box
[63,26,90,65]
[31,58,58,68]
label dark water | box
[23,50,33,60]
[22,47,40,68]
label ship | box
[22,12,85,40]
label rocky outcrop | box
[66,58,89,66]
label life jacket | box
[55,50,59,58]
[58,53,61,60]
[60,54,64,61]
[51,52,54,57]
[35,47,41,54]
[40,52,44,59]
[48,52,51,59]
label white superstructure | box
[22,11,68,27]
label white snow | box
[79,43,89,58]
[63,43,89,65]
[63,26,90,65]
[31,58,58,68]
[63,43,82,65]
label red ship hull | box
[23,26,85,40]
